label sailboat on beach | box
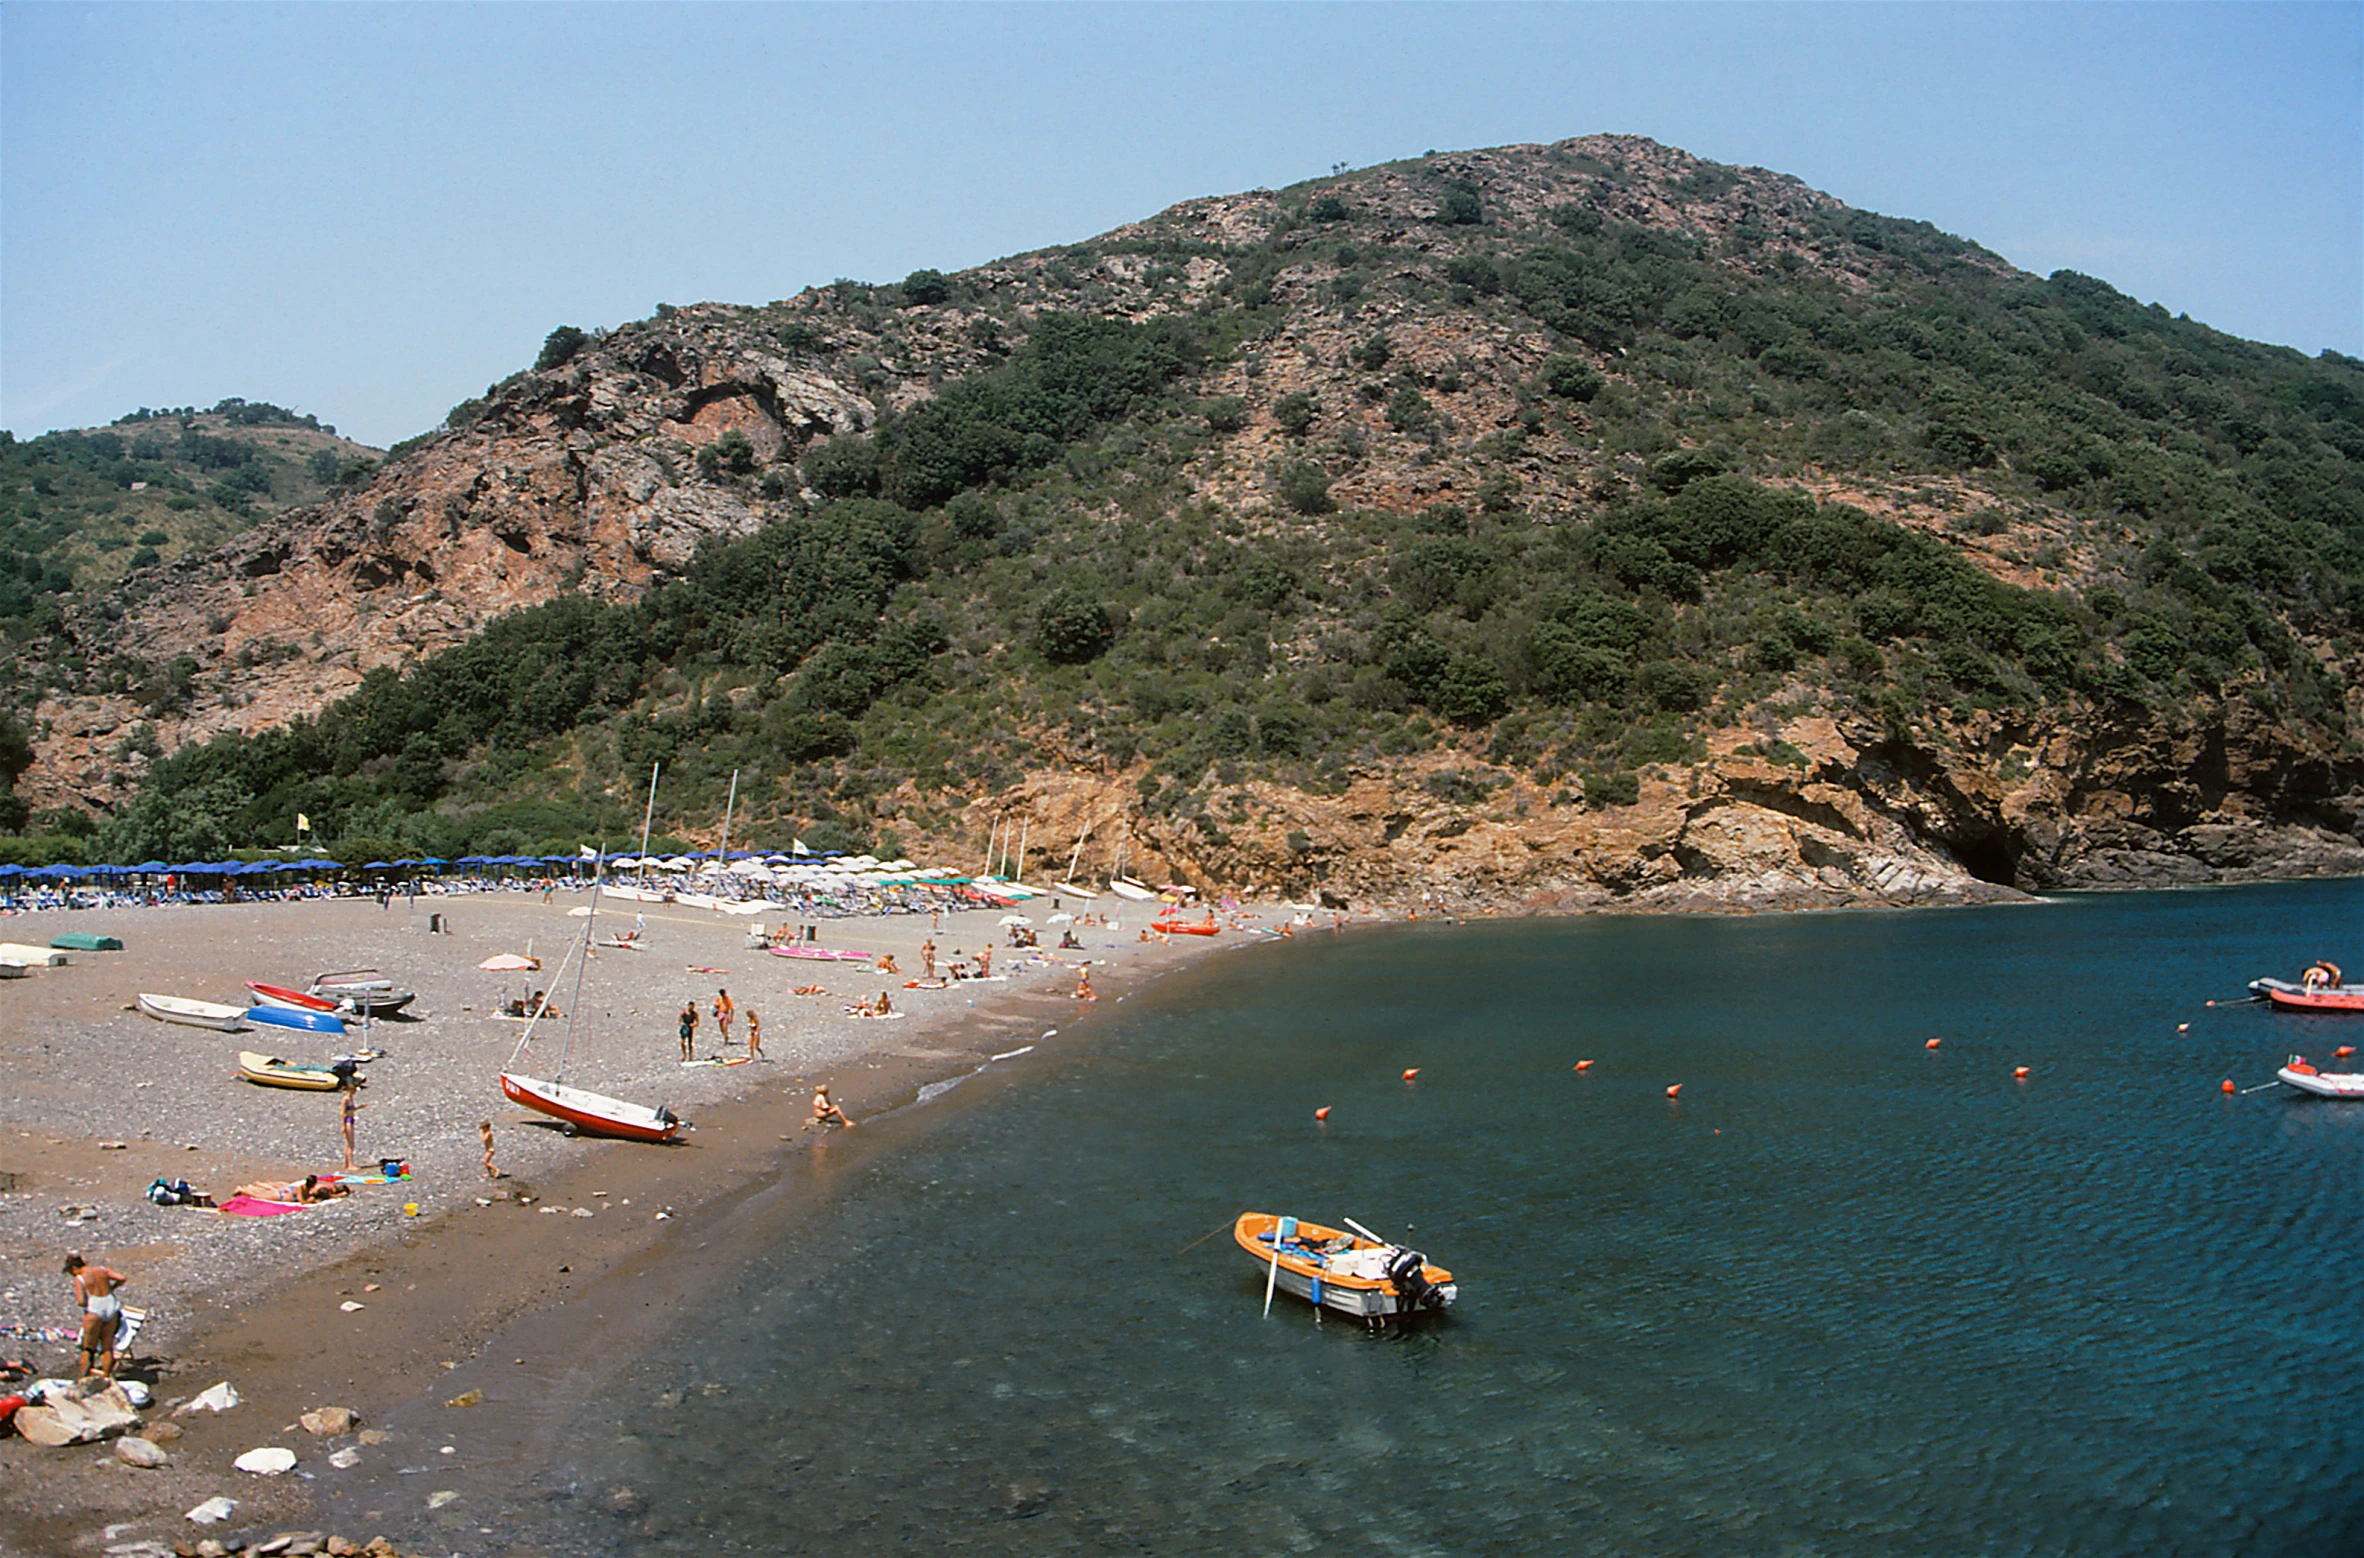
[498,863,683,1143]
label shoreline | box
[0,889,1303,1555]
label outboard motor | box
[1384,1246,1439,1310]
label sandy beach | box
[0,886,1312,1555]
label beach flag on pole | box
[295,813,310,834]
[793,838,810,855]
[578,844,597,860]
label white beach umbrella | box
[998,914,1032,926]
[1047,912,1074,924]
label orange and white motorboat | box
[1234,1212,1457,1322]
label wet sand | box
[0,887,1304,1554]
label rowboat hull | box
[237,1051,345,1091]
[245,1004,347,1036]
[2249,978,2364,1012]
[500,1072,683,1143]
[247,981,341,1012]
[2278,1062,2364,1099]
[138,993,248,1031]
[1155,921,1220,936]
[1233,1213,1457,1321]
[1108,880,1159,902]
[310,983,416,1015]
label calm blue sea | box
[358,882,2364,1556]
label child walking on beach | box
[338,1075,365,1170]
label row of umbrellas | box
[0,849,912,881]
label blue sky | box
[4,2,2358,450]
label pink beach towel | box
[218,1194,304,1217]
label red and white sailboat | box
[499,862,684,1144]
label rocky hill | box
[10,134,2363,906]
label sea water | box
[379,883,2363,1555]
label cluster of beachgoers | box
[0,866,1319,1550]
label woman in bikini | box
[64,1253,127,1378]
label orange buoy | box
[2221,1079,2236,1094]
[1314,1106,1332,1121]
[2014,1066,2031,1079]
[2337,1046,2356,1059]
[1665,1083,1682,1099]
[1401,1068,1420,1082]
[1574,1060,1594,1072]
[1925,1038,1942,1050]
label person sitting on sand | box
[813,1084,855,1129]
[875,953,900,975]
[876,989,893,1016]
[1059,929,1082,949]
[64,1253,126,1378]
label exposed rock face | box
[966,706,2363,911]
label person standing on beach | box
[745,1007,763,1060]
[679,1002,698,1061]
[714,988,735,1046]
[979,946,992,978]
[64,1253,127,1377]
[921,938,937,979]
[480,1120,499,1180]
[338,1075,365,1170]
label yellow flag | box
[296,813,311,833]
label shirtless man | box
[64,1254,127,1377]
[812,1084,855,1129]
[714,988,735,1046]
[921,938,937,979]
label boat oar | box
[1342,1216,1390,1247]
[1262,1222,1283,1318]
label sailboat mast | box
[557,854,603,1083]
[635,763,660,889]
[1065,829,1086,888]
[984,819,999,879]
[718,769,739,874]
[1016,820,1028,885]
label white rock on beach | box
[176,1382,240,1416]
[233,1446,297,1475]
[184,1497,237,1524]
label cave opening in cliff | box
[1953,829,2017,889]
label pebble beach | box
[0,884,1306,1554]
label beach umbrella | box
[1047,912,1074,924]
[998,914,1031,926]
[364,861,394,870]
[421,857,449,866]
[134,861,170,872]
[478,953,540,972]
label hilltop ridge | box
[9,134,2363,906]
